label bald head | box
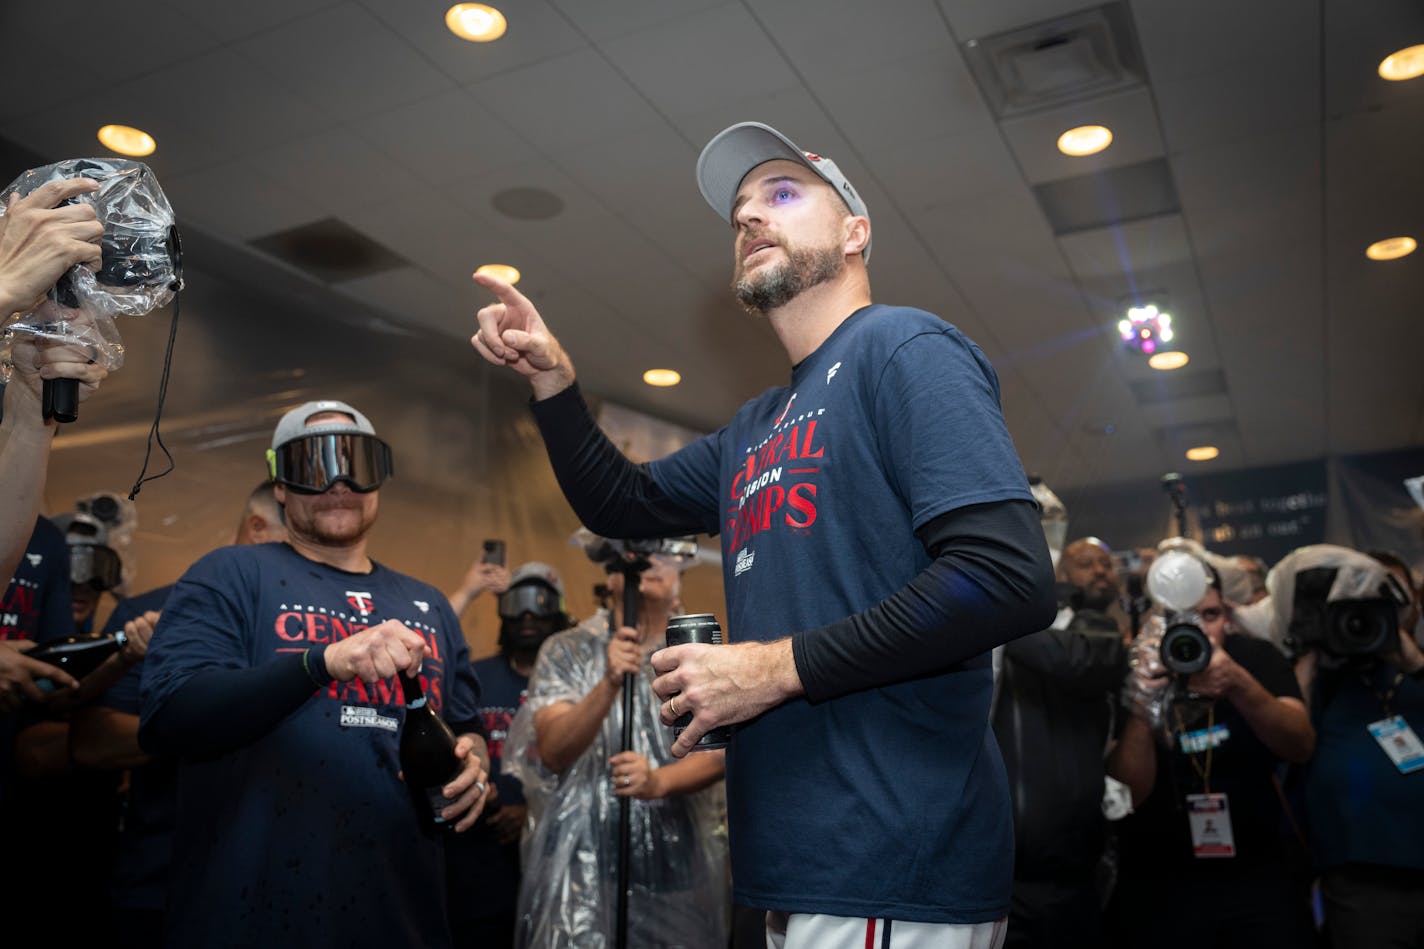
[1058,537,1118,611]
[235,481,288,546]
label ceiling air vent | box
[962,3,1146,120]
[249,217,409,285]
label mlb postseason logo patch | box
[340,705,399,732]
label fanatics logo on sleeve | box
[826,361,841,384]
[413,600,430,613]
[25,554,41,567]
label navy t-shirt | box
[0,516,72,644]
[1306,661,1424,871]
[0,517,74,809]
[141,542,480,948]
[94,584,175,911]
[649,305,1034,923]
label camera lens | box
[1161,622,1212,675]
[89,495,121,524]
[1326,600,1395,656]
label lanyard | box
[1176,703,1215,795]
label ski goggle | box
[498,582,563,620]
[69,543,122,591]
[266,432,394,495]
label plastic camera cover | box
[1,158,180,374]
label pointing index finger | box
[471,270,531,310]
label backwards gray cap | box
[271,399,377,450]
[695,121,871,263]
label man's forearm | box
[1229,677,1315,763]
[0,402,54,583]
[528,382,707,540]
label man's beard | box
[287,500,374,547]
[733,241,844,313]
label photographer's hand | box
[470,272,575,399]
[0,178,103,316]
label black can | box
[664,613,733,749]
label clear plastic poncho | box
[0,158,180,378]
[503,611,730,949]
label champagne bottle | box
[399,672,462,831]
[27,630,129,691]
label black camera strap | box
[126,290,180,499]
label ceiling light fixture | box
[1365,236,1417,261]
[1378,44,1424,81]
[1148,351,1189,371]
[1118,304,1173,356]
[1057,125,1113,157]
[1185,446,1219,462]
[643,369,680,387]
[445,3,507,42]
[96,124,156,157]
[475,263,520,284]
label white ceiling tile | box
[173,0,351,41]
[812,51,1000,152]
[470,49,667,149]
[233,3,455,122]
[601,5,800,118]
[1132,0,1315,84]
[551,0,729,42]
[1058,214,1192,278]
[247,126,426,212]
[754,0,957,75]
[352,87,542,187]
[160,160,326,242]
[1154,58,1318,155]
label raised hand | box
[469,271,575,399]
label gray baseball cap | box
[696,121,871,263]
[270,399,377,450]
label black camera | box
[583,535,696,573]
[1287,567,1399,658]
[1160,612,1213,675]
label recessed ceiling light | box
[475,263,520,285]
[1148,351,1189,371]
[97,124,156,157]
[1378,44,1424,81]
[1366,236,1417,261]
[643,369,681,387]
[1057,125,1113,157]
[1185,446,1219,462]
[445,3,507,42]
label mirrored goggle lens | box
[498,584,560,619]
[70,544,122,590]
[270,433,393,494]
